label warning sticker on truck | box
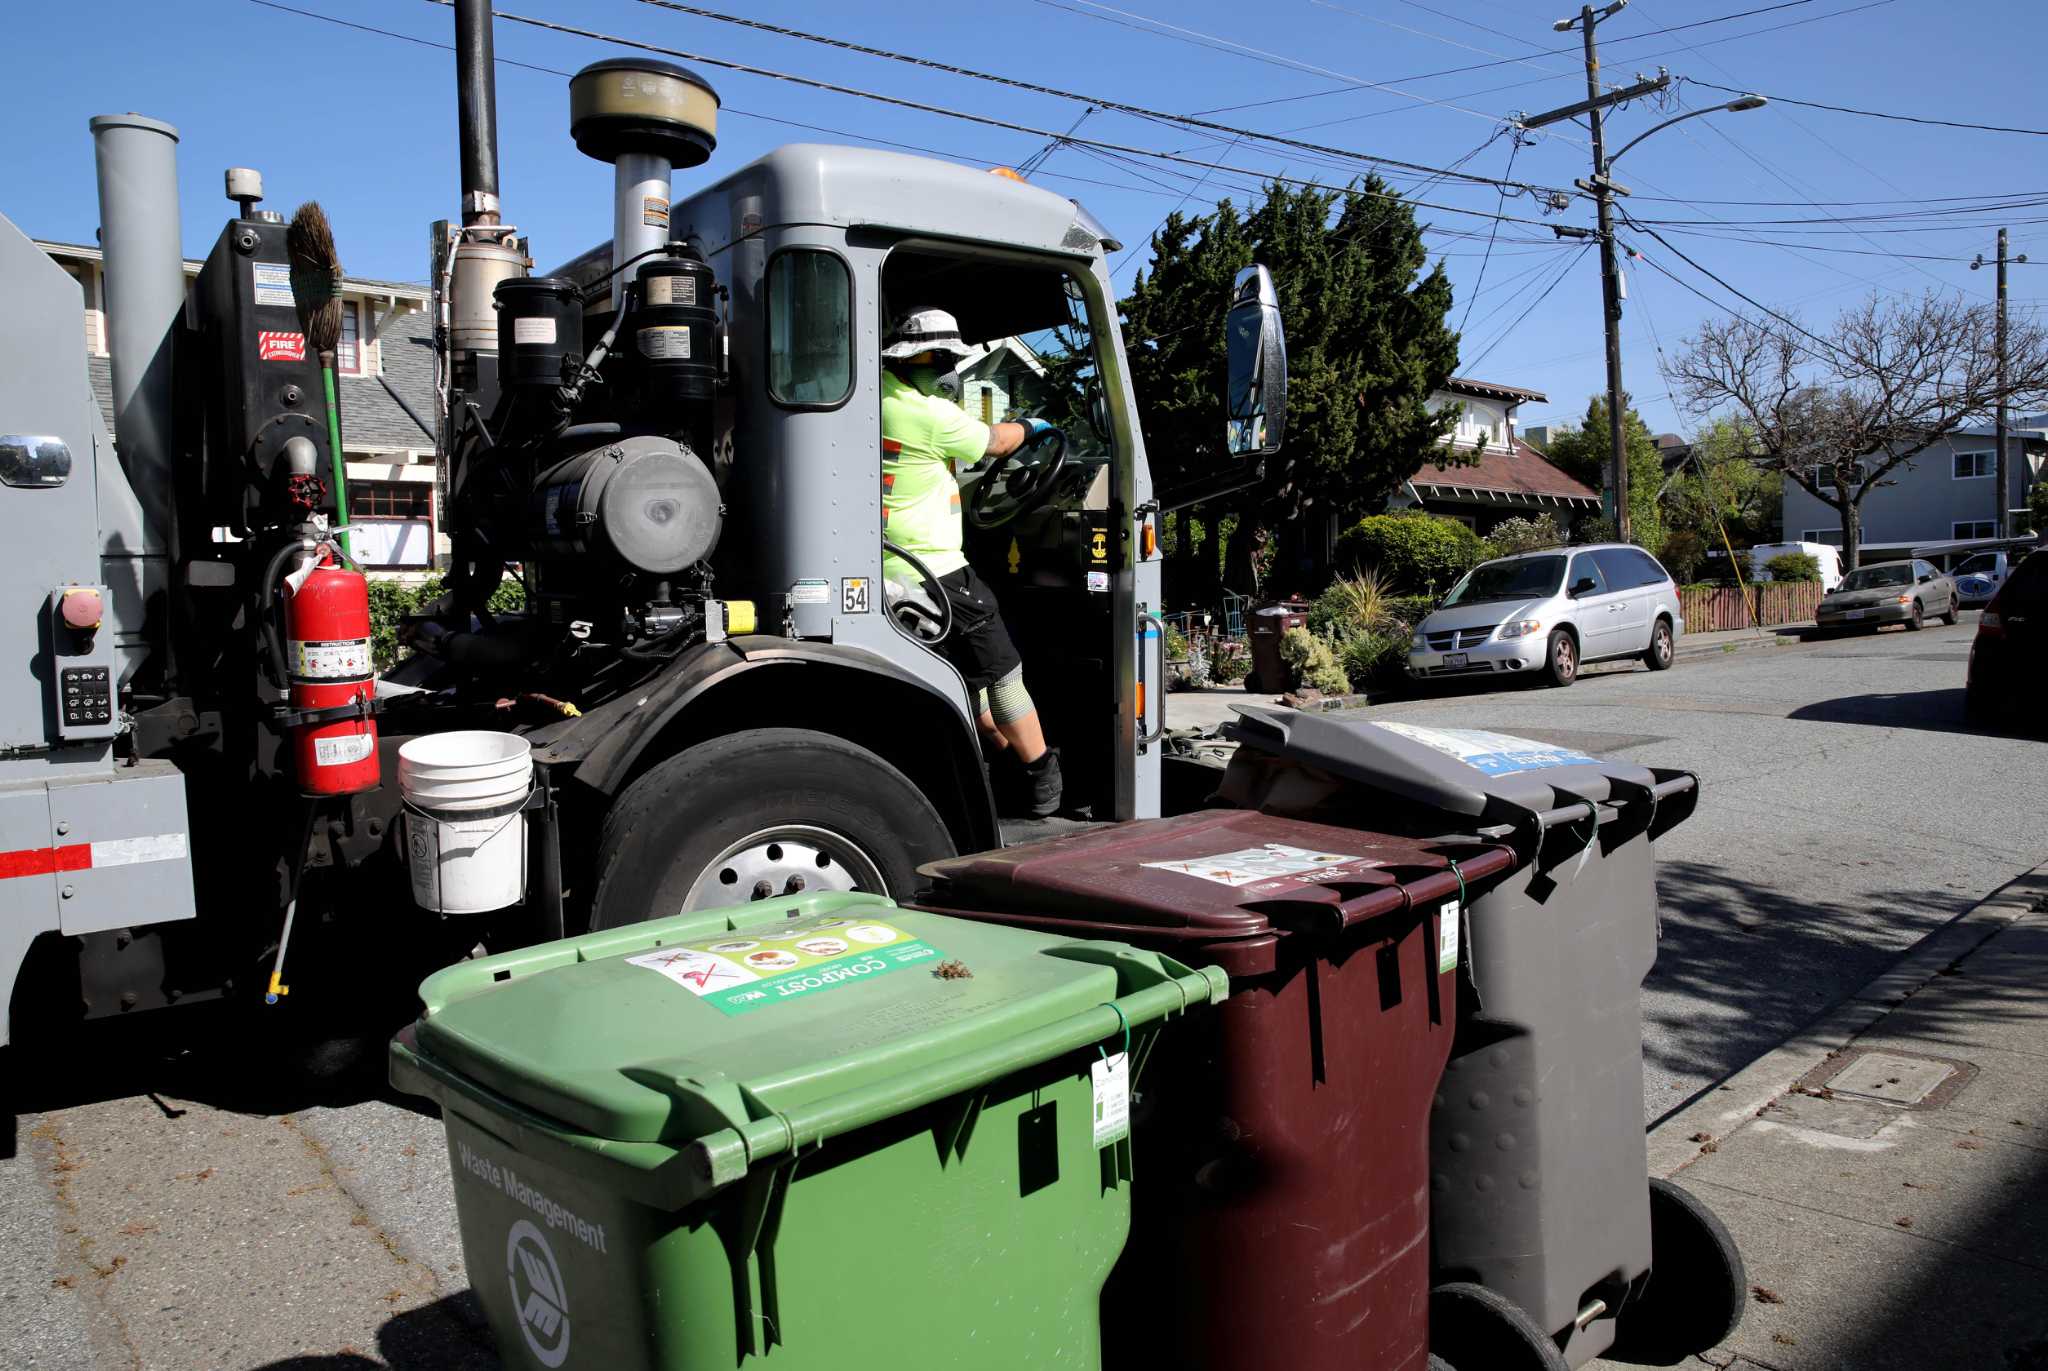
[625,915,942,1015]
[1141,843,1375,888]
[252,262,294,307]
[1370,722,1599,777]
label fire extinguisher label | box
[314,733,376,767]
[290,637,372,680]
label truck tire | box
[589,727,955,930]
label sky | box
[8,0,2047,440]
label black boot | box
[1023,747,1063,818]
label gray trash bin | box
[1219,709,1745,1371]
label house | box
[1777,427,2047,569]
[1392,377,1601,534]
[950,337,1052,424]
[41,239,441,577]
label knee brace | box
[986,666,1036,726]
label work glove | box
[1018,417,1056,444]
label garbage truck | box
[0,0,1288,1040]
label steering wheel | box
[966,427,1068,530]
[882,541,954,644]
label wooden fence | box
[1680,582,1821,634]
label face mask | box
[907,364,962,400]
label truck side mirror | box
[1226,264,1287,458]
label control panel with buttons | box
[47,585,119,742]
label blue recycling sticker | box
[1372,722,1601,776]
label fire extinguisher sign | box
[290,638,372,680]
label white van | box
[1749,541,1844,592]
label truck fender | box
[532,635,998,854]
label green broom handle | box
[321,360,349,555]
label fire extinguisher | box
[282,544,380,795]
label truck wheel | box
[1542,628,1578,688]
[1430,1281,1569,1371]
[1605,1178,1747,1366]
[589,728,955,929]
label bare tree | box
[1665,293,2048,570]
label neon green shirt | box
[881,370,991,580]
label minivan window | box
[1593,547,1663,589]
[1442,554,1566,607]
[1568,553,1609,598]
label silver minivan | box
[1407,543,1684,688]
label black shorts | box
[936,566,1023,694]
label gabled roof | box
[1410,436,1600,506]
[1440,376,1548,405]
[38,238,429,301]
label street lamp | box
[1522,2,1768,541]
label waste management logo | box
[506,1219,571,1367]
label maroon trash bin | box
[1245,599,1310,694]
[918,809,1520,1371]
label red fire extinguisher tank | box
[283,550,380,795]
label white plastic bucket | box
[398,731,533,914]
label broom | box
[287,202,350,553]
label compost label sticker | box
[625,915,942,1015]
[1141,842,1373,888]
[1092,1052,1130,1148]
[1438,900,1461,974]
[505,1219,572,1368]
[1371,722,1600,777]
[252,262,294,307]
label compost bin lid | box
[920,810,1513,937]
[1225,707,1657,818]
[410,892,1213,1146]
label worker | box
[880,305,1063,818]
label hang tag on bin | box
[1438,900,1461,974]
[1092,1052,1131,1148]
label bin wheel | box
[1605,1178,1747,1366]
[589,727,956,927]
[1242,668,1264,694]
[1542,628,1578,688]
[1430,1281,1569,1371]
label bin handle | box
[1313,847,1513,931]
[694,970,1220,1182]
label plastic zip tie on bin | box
[1098,1000,1131,1060]
[1446,855,1482,1009]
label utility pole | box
[1973,231,2028,540]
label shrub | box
[1484,514,1564,558]
[1659,529,1707,584]
[1339,630,1408,687]
[1208,642,1249,685]
[1308,571,1394,640]
[1762,551,1820,583]
[1278,626,1349,695]
[367,569,526,670]
[1332,512,1486,596]
[1385,594,1439,627]
[1306,662,1352,695]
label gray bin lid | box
[1226,706,1657,818]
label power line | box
[1686,77,2048,137]
[627,0,1566,198]
[1458,134,1524,334]
[418,2,1578,233]
[1618,212,1846,361]
[1462,243,1594,373]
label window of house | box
[349,480,433,521]
[335,300,362,374]
[1800,529,1845,545]
[767,249,853,409]
[1953,451,1993,479]
[1953,520,1996,540]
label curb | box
[1671,628,1808,662]
[1643,860,2048,1177]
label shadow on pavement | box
[1646,859,1982,1122]
[251,1292,500,1370]
[1786,687,2000,736]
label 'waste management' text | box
[458,1140,608,1255]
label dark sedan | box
[1809,559,1959,636]
[1967,549,2045,728]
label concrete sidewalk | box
[1592,865,2048,1371]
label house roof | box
[38,238,429,301]
[82,310,437,452]
[1410,437,1600,507]
[1441,375,1548,405]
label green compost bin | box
[389,890,1227,1371]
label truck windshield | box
[1954,554,1998,576]
[1443,554,1565,607]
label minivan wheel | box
[1643,618,1675,672]
[1543,628,1578,687]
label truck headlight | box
[1496,619,1542,640]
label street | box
[2,615,2041,1369]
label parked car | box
[1952,548,2020,605]
[1808,559,1959,636]
[1966,550,2045,727]
[1407,543,1683,689]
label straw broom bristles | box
[286,202,344,356]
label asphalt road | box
[3,613,2042,1369]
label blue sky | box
[8,0,2046,439]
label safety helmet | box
[882,305,974,360]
